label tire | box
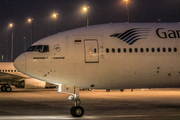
[1,86,6,92]
[106,89,110,92]
[6,86,12,92]
[70,106,84,117]
[120,89,124,92]
[70,106,76,117]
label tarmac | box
[0,88,180,120]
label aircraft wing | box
[0,72,25,81]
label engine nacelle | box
[15,78,46,89]
[15,80,25,88]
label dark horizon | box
[0,0,180,62]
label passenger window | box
[5,70,7,72]
[14,70,16,72]
[94,48,97,53]
[146,48,149,52]
[11,70,13,72]
[118,48,121,53]
[106,48,109,53]
[3,70,4,72]
[0,70,1,72]
[129,48,132,53]
[124,48,126,53]
[112,48,115,53]
[157,48,160,52]
[168,48,171,52]
[135,48,138,52]
[8,70,10,72]
[140,48,143,52]
[174,47,177,52]
[43,45,49,52]
[152,48,155,52]
[163,48,166,52]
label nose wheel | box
[68,94,84,117]
[70,106,84,117]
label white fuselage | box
[0,62,24,77]
[14,23,180,89]
[0,62,46,88]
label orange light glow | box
[9,23,14,27]
[83,7,89,11]
[28,18,33,23]
[53,13,58,18]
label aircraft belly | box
[27,54,180,89]
[54,54,180,89]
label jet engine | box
[15,78,46,89]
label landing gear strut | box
[68,94,84,117]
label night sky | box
[0,0,180,62]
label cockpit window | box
[43,45,49,52]
[35,45,43,52]
[27,45,49,53]
[27,46,37,51]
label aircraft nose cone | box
[14,54,26,73]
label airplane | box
[14,23,180,117]
[0,62,55,92]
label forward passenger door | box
[84,39,99,63]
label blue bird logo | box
[110,28,151,45]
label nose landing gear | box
[68,94,84,117]
[58,85,84,117]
